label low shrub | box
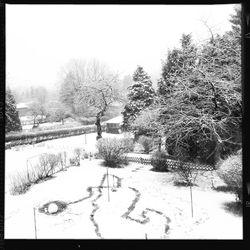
[80,149,88,159]
[173,163,199,186]
[121,138,134,153]
[40,153,60,177]
[96,138,128,167]
[69,157,80,166]
[30,153,60,181]
[57,151,67,170]
[69,148,82,166]
[74,148,81,159]
[138,136,153,153]
[83,152,89,159]
[151,151,170,172]
[9,171,31,195]
[9,152,62,195]
[217,152,242,202]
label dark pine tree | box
[5,88,22,133]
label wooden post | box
[106,167,110,202]
[26,159,30,182]
[33,207,37,239]
[189,184,194,218]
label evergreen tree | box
[122,66,155,131]
[229,5,241,35]
[158,34,198,97]
[5,88,22,133]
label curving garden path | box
[36,162,171,239]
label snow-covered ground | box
[20,117,81,131]
[5,132,130,178]
[5,132,242,239]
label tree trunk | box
[213,141,221,166]
[95,112,103,140]
[95,102,108,140]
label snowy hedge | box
[5,125,106,148]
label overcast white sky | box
[6,4,239,89]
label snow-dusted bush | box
[121,138,134,152]
[69,148,81,166]
[57,151,67,170]
[83,151,89,159]
[174,163,199,186]
[217,152,242,202]
[33,153,60,179]
[9,171,31,195]
[151,151,170,172]
[9,153,63,195]
[96,138,128,167]
[138,135,153,153]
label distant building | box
[105,116,123,134]
[16,103,30,116]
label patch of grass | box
[223,201,242,217]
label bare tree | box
[78,61,121,139]
[61,59,122,140]
[30,102,46,128]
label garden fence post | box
[33,207,37,239]
[106,167,110,202]
[189,179,194,218]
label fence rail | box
[122,155,214,171]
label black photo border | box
[0,0,249,249]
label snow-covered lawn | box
[5,132,129,179]
[20,117,81,131]
[5,132,242,239]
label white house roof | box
[106,115,123,124]
[16,103,29,109]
